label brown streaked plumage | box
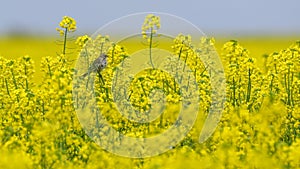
[81,53,108,78]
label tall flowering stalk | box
[76,35,92,73]
[222,40,264,111]
[142,14,160,68]
[56,16,77,56]
[266,41,300,107]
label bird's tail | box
[81,72,89,78]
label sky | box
[0,0,300,36]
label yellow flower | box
[75,35,91,48]
[141,14,160,39]
[56,28,64,36]
[56,16,77,36]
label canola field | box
[0,15,299,169]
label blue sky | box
[0,0,299,36]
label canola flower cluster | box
[0,15,300,169]
[56,16,77,36]
[141,14,161,39]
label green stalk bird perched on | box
[81,53,108,84]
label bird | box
[81,53,108,78]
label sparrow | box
[81,53,108,78]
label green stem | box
[63,28,68,55]
[186,73,190,92]
[178,45,183,60]
[232,77,236,106]
[149,28,154,68]
[269,74,274,102]
[284,74,288,104]
[291,72,294,106]
[287,66,291,106]
[182,53,188,72]
[160,113,164,128]
[24,64,29,91]
[111,43,116,63]
[140,82,147,96]
[5,78,11,97]
[11,69,18,89]
[84,47,90,70]
[246,68,252,103]
[46,58,52,78]
[238,77,242,105]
